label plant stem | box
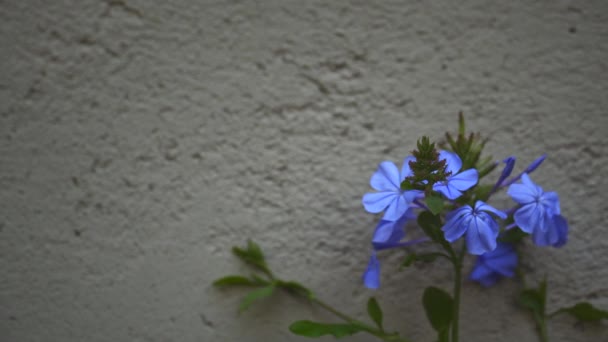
[307,296,410,342]
[451,257,462,342]
[310,297,353,323]
[538,315,549,342]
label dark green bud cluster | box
[401,136,450,192]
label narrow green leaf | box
[277,280,314,299]
[213,275,264,287]
[458,112,466,137]
[553,302,608,322]
[426,195,444,215]
[232,240,273,277]
[367,297,383,330]
[289,320,365,338]
[422,286,453,333]
[238,285,275,313]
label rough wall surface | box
[1,1,607,341]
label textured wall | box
[1,1,607,341]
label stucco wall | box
[1,1,607,341]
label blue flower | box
[507,173,568,247]
[502,154,546,187]
[363,253,381,289]
[442,200,507,255]
[432,150,479,200]
[470,242,518,287]
[363,213,429,289]
[362,157,423,221]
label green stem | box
[307,296,410,342]
[310,297,353,323]
[451,257,462,342]
[538,315,548,342]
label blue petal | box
[507,183,537,204]
[524,154,546,174]
[475,200,507,219]
[449,169,479,191]
[439,150,462,175]
[374,237,429,251]
[403,189,424,203]
[382,193,408,221]
[541,192,561,215]
[485,252,517,277]
[495,156,516,186]
[370,161,400,191]
[552,215,568,247]
[433,182,462,200]
[466,216,498,255]
[470,263,499,287]
[531,222,557,246]
[362,191,398,214]
[372,217,406,245]
[513,203,545,234]
[520,174,543,196]
[400,156,416,183]
[442,206,472,242]
[362,253,380,289]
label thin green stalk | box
[451,259,462,342]
[537,314,548,342]
[307,296,410,342]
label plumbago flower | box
[432,150,479,200]
[470,242,518,287]
[507,173,568,247]
[362,157,423,221]
[363,212,429,289]
[442,201,507,255]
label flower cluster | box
[362,147,568,289]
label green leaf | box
[458,112,466,137]
[519,279,546,316]
[499,228,528,243]
[367,297,383,330]
[277,280,314,299]
[232,240,273,277]
[238,285,275,313]
[401,253,444,268]
[519,289,543,313]
[426,195,444,215]
[473,184,493,202]
[213,275,266,287]
[289,320,365,338]
[422,286,453,333]
[553,302,608,322]
[417,211,443,243]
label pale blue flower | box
[442,200,507,255]
[470,242,518,287]
[432,150,479,200]
[362,157,423,221]
[363,212,428,289]
[507,173,568,247]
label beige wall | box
[1,1,607,341]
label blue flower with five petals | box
[363,213,428,289]
[442,200,507,255]
[470,242,518,287]
[362,157,423,221]
[507,173,568,247]
[432,150,479,200]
